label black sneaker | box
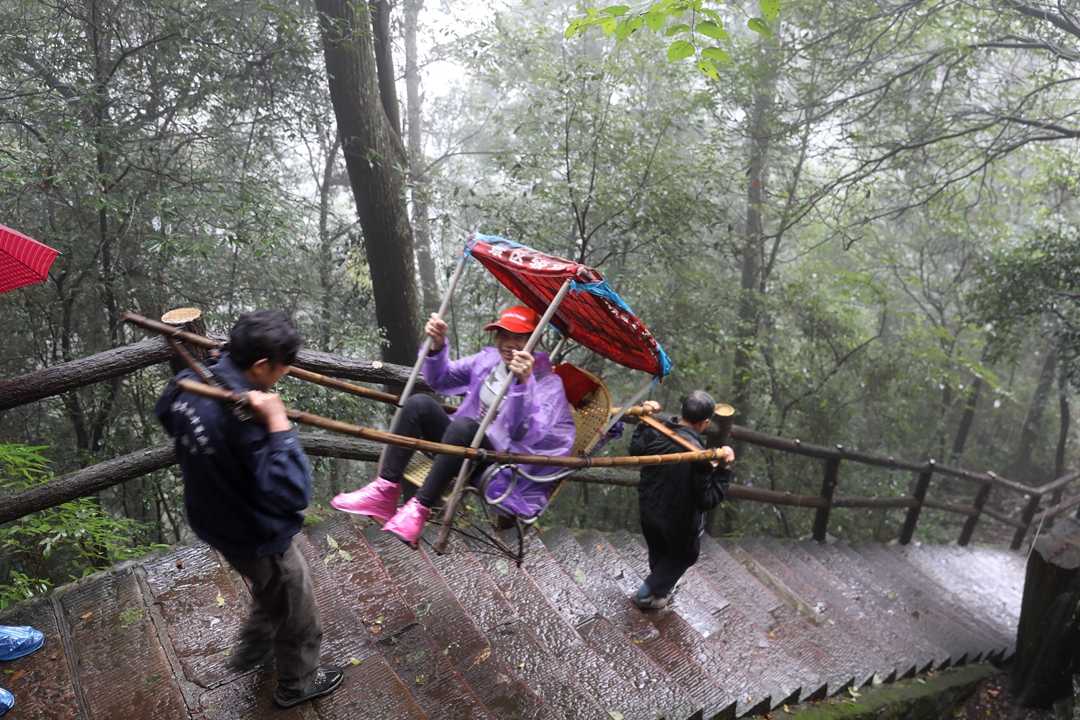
[226,643,275,672]
[273,666,345,708]
[630,592,672,610]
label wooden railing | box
[0,328,1073,549]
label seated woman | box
[331,305,576,544]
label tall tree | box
[402,0,440,314]
[314,0,422,365]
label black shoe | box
[226,643,275,672]
[273,666,345,708]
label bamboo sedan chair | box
[390,233,672,559]
[401,363,613,528]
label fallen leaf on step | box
[468,647,491,671]
[80,611,93,619]
[216,590,224,607]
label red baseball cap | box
[483,305,541,334]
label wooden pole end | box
[161,308,203,326]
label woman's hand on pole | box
[425,313,448,351]
[509,350,534,383]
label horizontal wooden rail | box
[729,426,1033,497]
[1032,470,1080,497]
[922,499,979,517]
[0,337,175,411]
[1030,491,1080,526]
[6,319,1078,545]
[981,505,1027,530]
[0,435,383,525]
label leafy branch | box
[565,0,780,80]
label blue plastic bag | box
[0,626,43,661]
[0,687,12,715]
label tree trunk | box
[1048,368,1070,526]
[403,0,439,314]
[318,135,342,352]
[371,0,401,137]
[1011,533,1080,707]
[314,0,421,366]
[949,376,982,465]
[731,45,776,427]
[1012,349,1059,483]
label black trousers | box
[382,395,493,508]
[640,520,701,597]
[223,538,322,691]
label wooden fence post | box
[161,307,209,375]
[1012,491,1045,550]
[899,460,935,545]
[958,480,993,546]
[812,450,842,542]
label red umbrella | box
[0,224,59,294]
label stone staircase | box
[0,517,1022,719]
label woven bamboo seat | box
[401,365,612,521]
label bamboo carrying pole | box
[434,279,574,552]
[174,378,719,468]
[120,312,456,412]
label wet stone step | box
[758,539,920,677]
[606,529,822,703]
[604,530,726,640]
[718,538,866,692]
[850,543,1002,659]
[303,524,483,720]
[538,527,659,643]
[575,529,741,720]
[422,530,517,638]
[895,545,1019,643]
[457,528,587,660]
[795,541,949,671]
[363,524,552,720]
[510,530,604,637]
[748,537,903,679]
[304,515,417,638]
[62,567,188,718]
[296,653,430,720]
[599,531,795,715]
[486,618,612,720]
[538,527,701,719]
[142,542,251,689]
[831,543,982,665]
[575,615,704,720]
[0,596,82,719]
[295,529,383,667]
[699,536,861,691]
[195,669,305,719]
[490,531,661,719]
[373,620,494,720]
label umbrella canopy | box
[0,224,59,294]
[465,233,672,378]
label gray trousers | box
[224,538,323,691]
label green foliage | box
[972,224,1080,382]
[566,0,776,80]
[0,444,166,609]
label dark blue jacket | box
[630,417,731,538]
[154,355,311,557]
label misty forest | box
[1,0,1080,608]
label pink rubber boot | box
[330,477,400,521]
[383,498,431,545]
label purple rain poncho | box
[423,344,576,517]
